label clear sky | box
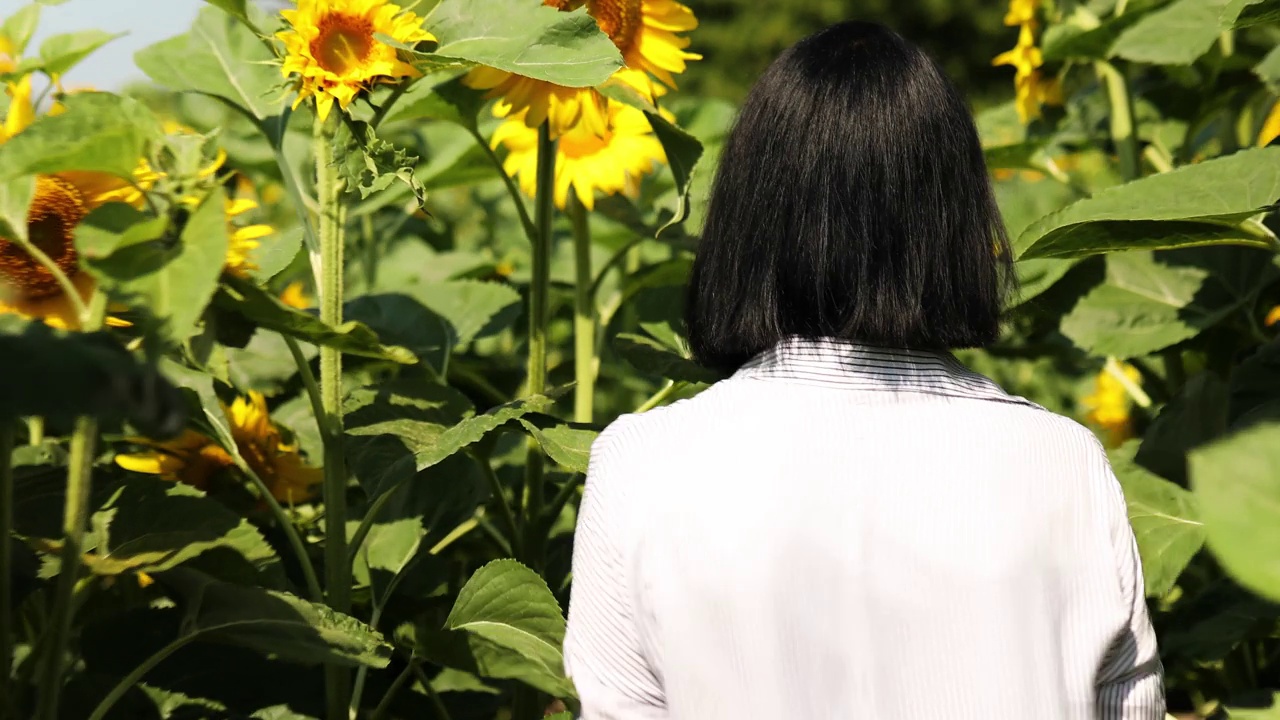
[0,0,203,89]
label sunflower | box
[223,196,274,278]
[1081,362,1142,448]
[116,392,322,504]
[279,280,313,309]
[1259,99,1280,147]
[993,3,1061,124]
[463,0,699,138]
[277,0,435,121]
[492,100,666,210]
[0,77,135,330]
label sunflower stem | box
[314,110,352,720]
[33,293,105,720]
[1096,61,1139,182]
[230,451,323,602]
[468,125,539,245]
[520,122,556,573]
[13,233,89,329]
[0,421,14,713]
[568,194,596,424]
[27,416,43,445]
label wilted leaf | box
[1191,422,1280,602]
[427,0,622,87]
[338,121,428,208]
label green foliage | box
[0,92,159,181]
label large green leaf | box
[383,74,484,130]
[1111,0,1230,65]
[1135,372,1229,485]
[0,174,34,243]
[161,568,392,668]
[615,332,722,384]
[1158,580,1280,665]
[31,477,278,579]
[86,189,228,343]
[443,559,574,697]
[1040,12,1148,61]
[0,323,185,436]
[0,92,158,181]
[426,0,622,88]
[1227,0,1280,27]
[201,0,266,35]
[1016,147,1280,260]
[1060,248,1274,358]
[1191,422,1280,602]
[0,3,41,54]
[1228,339,1280,426]
[519,415,597,474]
[1111,444,1205,597]
[406,279,522,348]
[646,111,704,236]
[34,30,124,77]
[344,293,452,374]
[213,275,417,364]
[135,6,283,123]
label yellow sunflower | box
[277,0,435,121]
[492,100,666,210]
[993,22,1061,124]
[223,196,273,278]
[1259,99,1280,147]
[279,280,313,309]
[0,77,135,330]
[1081,362,1142,448]
[116,392,322,504]
[463,0,699,138]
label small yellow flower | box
[1259,99,1280,147]
[136,571,156,588]
[1081,363,1142,447]
[1264,304,1280,327]
[492,100,666,210]
[993,22,1060,124]
[277,0,435,121]
[1003,0,1038,27]
[223,196,273,278]
[117,392,322,504]
[464,0,699,139]
[279,280,312,309]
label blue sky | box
[0,0,203,89]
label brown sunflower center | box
[589,0,643,53]
[543,0,585,9]
[312,12,375,76]
[0,176,86,299]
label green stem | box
[284,334,331,441]
[86,634,197,720]
[469,125,539,244]
[569,195,596,424]
[521,122,557,571]
[34,415,98,720]
[636,381,688,413]
[409,662,454,720]
[230,453,322,602]
[15,235,89,327]
[478,454,520,557]
[0,422,13,711]
[1096,61,1140,182]
[27,416,44,445]
[315,111,352,720]
[368,659,416,720]
[1142,144,1174,174]
[369,81,412,130]
[361,212,377,292]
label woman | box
[564,21,1163,720]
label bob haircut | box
[685,21,1015,374]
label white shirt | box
[564,336,1164,719]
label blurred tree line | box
[682,0,1013,106]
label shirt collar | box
[732,336,1033,406]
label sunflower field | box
[0,0,1278,718]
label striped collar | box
[733,336,1033,406]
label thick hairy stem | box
[569,196,596,424]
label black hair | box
[685,20,1015,374]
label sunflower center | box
[0,176,85,299]
[312,12,376,76]
[589,0,643,53]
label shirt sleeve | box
[1094,458,1166,720]
[564,419,668,719]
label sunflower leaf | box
[645,111,703,238]
[425,0,622,87]
[37,30,125,77]
[336,120,428,209]
[0,92,159,181]
[0,175,34,244]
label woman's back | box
[565,338,1163,718]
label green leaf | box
[344,293,452,374]
[1060,248,1275,358]
[1017,147,1280,260]
[645,111,703,237]
[0,324,186,436]
[1135,373,1229,485]
[426,0,622,87]
[86,188,228,343]
[1255,44,1280,85]
[249,226,302,282]
[1111,443,1205,597]
[36,30,124,77]
[338,121,428,208]
[1040,11,1147,62]
[1229,339,1280,426]
[1011,258,1081,308]
[1111,0,1229,65]
[383,74,484,130]
[0,174,34,243]
[519,415,597,474]
[1228,0,1280,27]
[200,0,265,35]
[1158,580,1280,664]
[161,567,392,668]
[1,3,41,54]
[135,6,283,123]
[406,279,522,348]
[1191,422,1280,602]
[444,559,574,697]
[0,92,158,181]
[615,332,722,384]
[1226,694,1280,719]
[1018,217,1276,261]
[213,275,417,364]
[74,203,169,261]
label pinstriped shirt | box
[564,336,1164,719]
